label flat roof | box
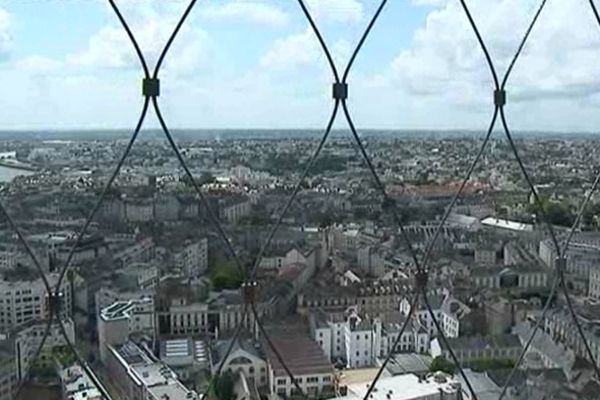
[334,373,458,400]
[481,217,533,232]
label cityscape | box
[2,0,600,399]
[0,132,596,400]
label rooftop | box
[440,334,521,352]
[382,353,433,376]
[334,373,459,400]
[263,330,333,377]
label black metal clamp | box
[47,291,64,316]
[494,89,506,107]
[241,281,258,304]
[415,269,429,289]
[555,256,566,274]
[333,83,348,100]
[143,78,160,97]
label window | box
[277,378,286,385]
[307,377,319,383]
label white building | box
[311,309,429,368]
[211,338,268,388]
[15,318,76,381]
[0,272,71,332]
[590,266,600,299]
[334,373,459,400]
[105,340,199,400]
[98,298,155,364]
[400,294,466,339]
[266,332,335,399]
[173,238,208,277]
[345,315,375,368]
[60,364,103,400]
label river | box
[0,165,34,182]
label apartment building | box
[219,196,252,224]
[98,297,155,364]
[60,364,103,400]
[14,318,76,381]
[400,294,467,339]
[299,281,406,316]
[311,309,430,367]
[266,331,335,399]
[112,237,155,267]
[157,283,273,337]
[173,238,208,277]
[0,272,71,332]
[345,316,375,368]
[104,340,199,400]
[125,200,154,223]
[431,335,522,366]
[470,265,548,292]
[544,306,600,366]
[0,338,16,400]
[590,266,600,299]
[357,246,385,277]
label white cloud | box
[259,28,320,69]
[66,10,212,77]
[386,0,600,105]
[15,55,63,74]
[306,0,364,24]
[199,1,288,27]
[0,8,13,61]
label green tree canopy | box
[429,356,455,375]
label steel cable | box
[57,317,113,399]
[6,1,600,399]
[456,0,600,397]
[248,100,340,281]
[419,106,498,271]
[200,307,248,400]
[295,0,479,396]
[361,292,419,400]
[14,317,52,396]
[341,94,479,400]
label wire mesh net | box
[1,1,600,400]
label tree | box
[212,371,236,400]
[429,356,455,375]
[470,358,515,371]
[209,261,243,291]
[199,172,217,186]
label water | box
[0,166,33,182]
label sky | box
[0,0,600,132]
